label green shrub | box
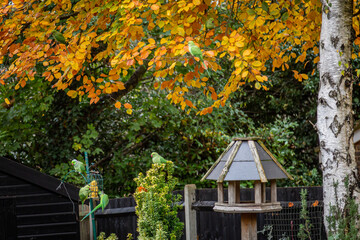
[134,161,184,240]
[327,178,360,240]
[298,189,312,240]
[97,232,118,240]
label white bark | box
[318,0,360,235]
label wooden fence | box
[95,186,325,240]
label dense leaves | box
[0,0,322,114]
[0,0,341,196]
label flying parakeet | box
[81,191,109,221]
[52,30,67,45]
[71,159,86,174]
[205,18,215,29]
[79,184,91,205]
[188,41,210,76]
[151,152,167,164]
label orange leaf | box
[109,74,120,80]
[115,101,121,109]
[124,103,132,109]
[312,200,319,207]
[151,4,159,10]
[211,91,217,100]
[288,202,294,208]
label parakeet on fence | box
[151,152,167,164]
[188,41,210,76]
[52,30,67,45]
[81,191,109,221]
[79,184,90,205]
[71,159,86,174]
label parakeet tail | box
[81,203,102,221]
[201,61,211,77]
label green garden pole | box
[85,152,97,240]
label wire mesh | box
[87,171,103,199]
[263,201,323,240]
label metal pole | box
[85,152,97,240]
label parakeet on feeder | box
[71,159,86,174]
[81,191,109,221]
[79,184,91,205]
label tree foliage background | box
[2,0,360,198]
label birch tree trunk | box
[318,0,360,234]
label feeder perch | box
[202,137,293,240]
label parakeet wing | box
[81,192,109,221]
[189,43,203,58]
[53,30,66,44]
[101,194,109,211]
[79,185,90,204]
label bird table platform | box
[202,137,293,240]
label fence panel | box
[95,187,325,240]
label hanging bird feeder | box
[202,137,293,240]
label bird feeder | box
[202,137,293,240]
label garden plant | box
[134,160,184,240]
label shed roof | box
[0,156,79,201]
[202,138,293,183]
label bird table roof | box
[202,138,293,183]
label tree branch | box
[91,130,156,168]
[109,64,148,101]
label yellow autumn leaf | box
[255,75,263,82]
[105,87,112,94]
[177,27,185,36]
[252,61,262,68]
[67,90,77,98]
[301,74,309,80]
[242,71,249,78]
[54,72,62,79]
[193,0,201,5]
[255,82,261,90]
[126,109,133,115]
[148,38,156,45]
[228,46,236,52]
[243,49,251,57]
[4,98,10,105]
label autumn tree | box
[1,0,359,235]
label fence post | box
[184,184,197,240]
[79,204,91,240]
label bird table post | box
[85,152,97,240]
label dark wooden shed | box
[0,157,80,240]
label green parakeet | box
[79,184,90,205]
[71,159,86,174]
[188,41,210,76]
[205,18,215,29]
[81,191,109,221]
[151,152,167,164]
[52,30,67,45]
